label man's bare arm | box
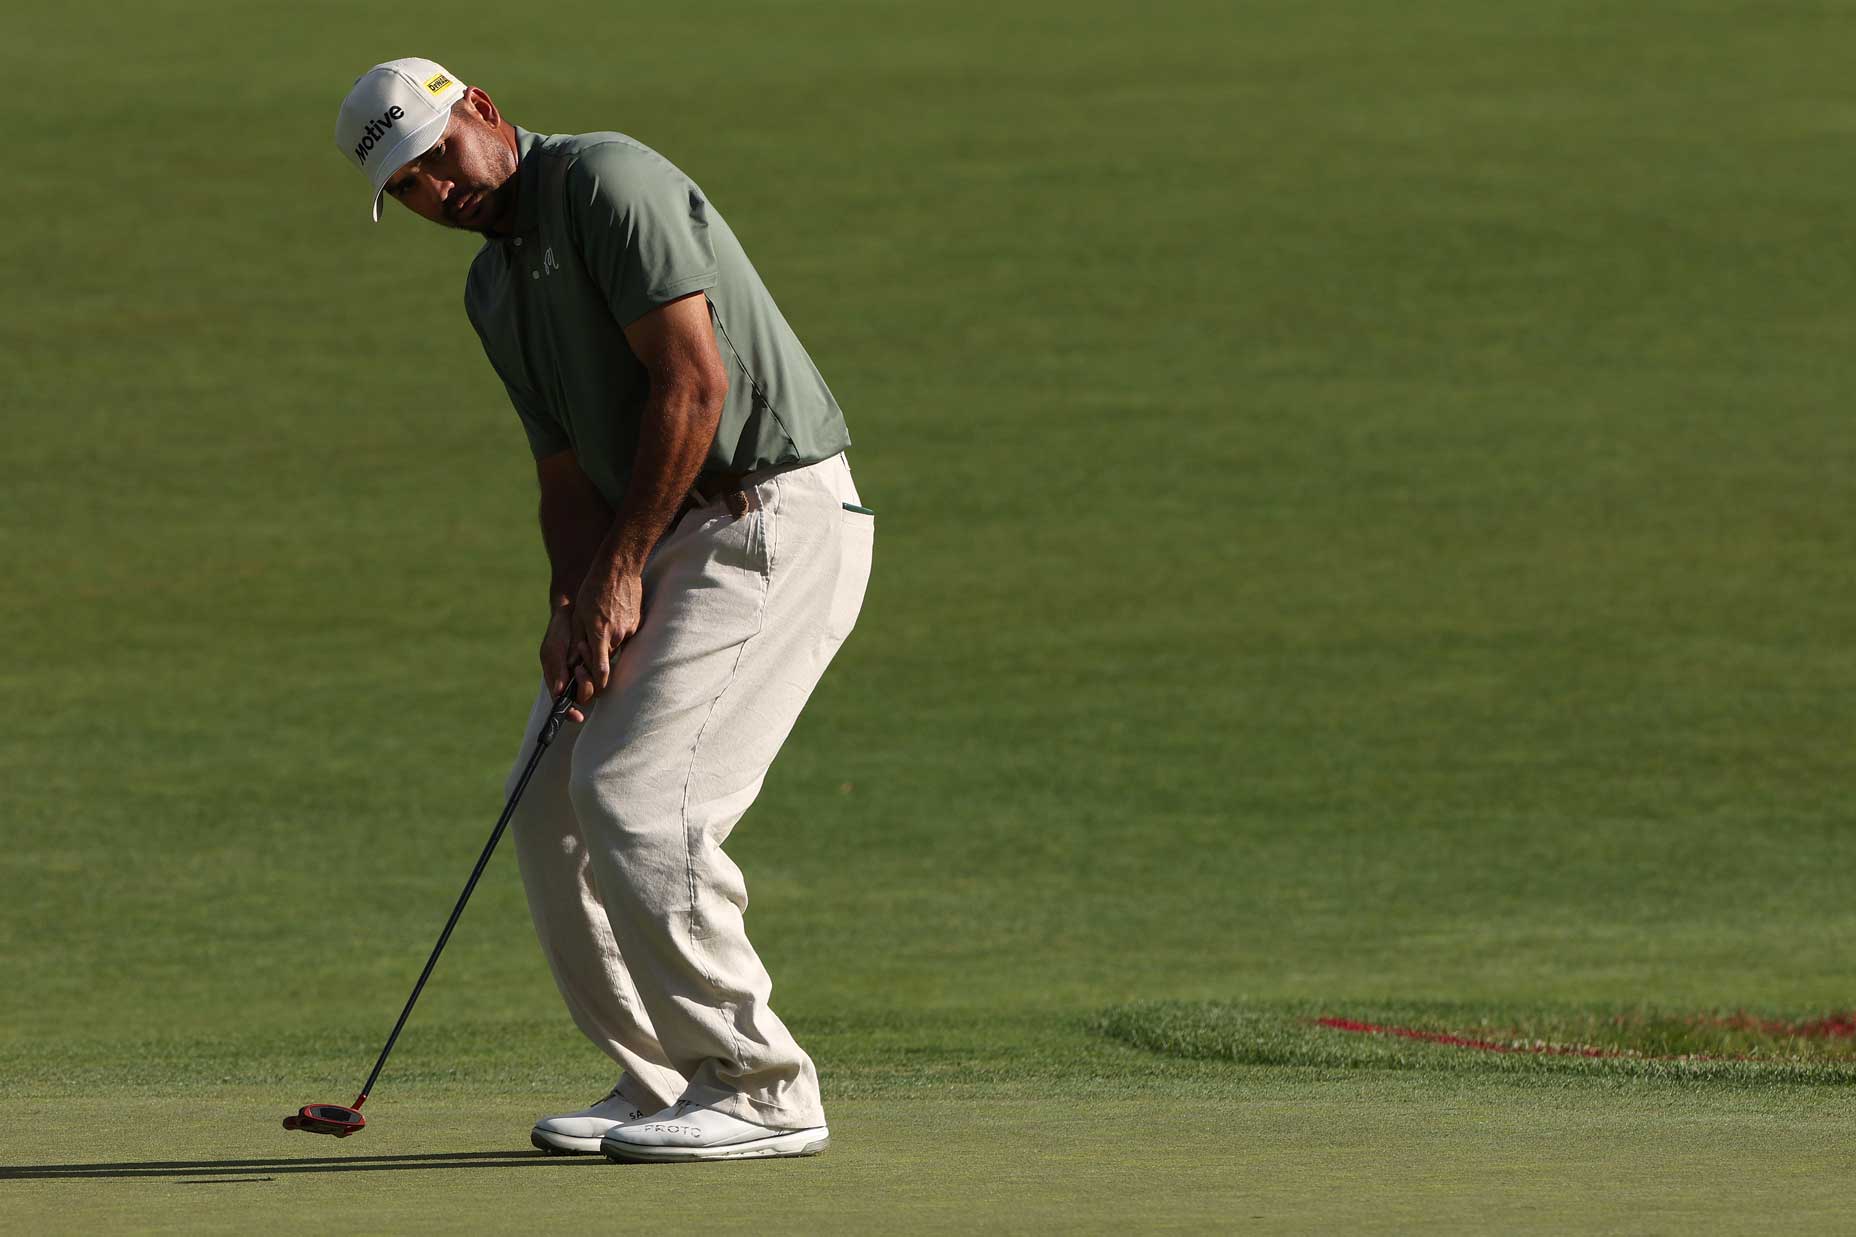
[537,450,614,611]
[533,450,611,717]
[569,292,729,698]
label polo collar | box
[508,126,547,238]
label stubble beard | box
[447,133,520,237]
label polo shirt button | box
[532,271,540,280]
[513,237,523,246]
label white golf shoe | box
[531,1085,649,1154]
[599,1100,830,1163]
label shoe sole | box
[601,1131,830,1164]
[531,1127,605,1155]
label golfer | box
[334,59,872,1163]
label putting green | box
[3,1082,1852,1234]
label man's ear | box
[461,86,500,128]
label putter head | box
[283,1103,366,1137]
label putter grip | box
[539,678,578,745]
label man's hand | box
[570,565,644,703]
[539,605,587,724]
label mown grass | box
[6,0,1856,1231]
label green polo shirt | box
[463,128,851,509]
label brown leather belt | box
[689,470,752,505]
[680,470,753,521]
[682,460,812,519]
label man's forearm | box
[540,481,614,610]
[561,292,729,692]
[594,382,724,579]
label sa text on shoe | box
[599,1101,829,1163]
[531,1086,648,1154]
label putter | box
[284,676,581,1138]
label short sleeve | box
[566,143,719,327]
[497,368,570,458]
[465,291,570,459]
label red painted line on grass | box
[1315,1017,1626,1058]
[1315,1010,1856,1065]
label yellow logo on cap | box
[424,72,453,95]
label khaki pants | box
[505,452,871,1130]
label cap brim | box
[365,112,451,222]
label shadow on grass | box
[0,1150,606,1182]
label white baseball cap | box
[335,58,468,221]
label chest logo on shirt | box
[531,246,560,281]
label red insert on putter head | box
[283,1103,367,1137]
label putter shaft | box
[352,681,579,1107]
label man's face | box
[383,87,519,235]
